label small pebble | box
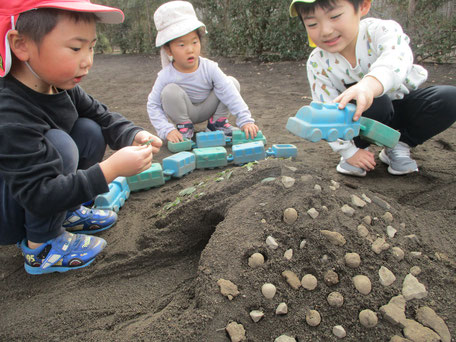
[344,252,361,268]
[276,303,288,315]
[321,230,346,246]
[299,239,307,249]
[372,237,390,254]
[248,253,264,268]
[379,266,396,286]
[250,310,264,323]
[324,270,339,286]
[307,208,319,219]
[327,292,344,307]
[301,274,318,290]
[359,309,378,328]
[341,204,355,216]
[281,176,295,188]
[353,275,372,295]
[306,310,321,327]
[332,325,347,338]
[362,216,372,225]
[274,335,296,342]
[226,321,246,342]
[410,266,422,276]
[217,279,240,300]
[283,208,298,224]
[330,180,340,189]
[357,224,369,237]
[362,194,372,203]
[282,270,301,290]
[351,194,366,208]
[387,226,397,238]
[392,247,405,261]
[266,236,279,250]
[382,212,394,223]
[314,184,322,192]
[262,283,277,299]
[284,249,293,260]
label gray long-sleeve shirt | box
[147,57,254,139]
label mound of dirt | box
[1,55,455,342]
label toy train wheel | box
[327,129,338,142]
[343,128,355,141]
[309,129,322,142]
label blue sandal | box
[20,231,106,275]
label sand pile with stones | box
[188,158,453,341]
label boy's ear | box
[359,0,372,16]
[7,30,31,62]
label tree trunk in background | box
[407,0,416,31]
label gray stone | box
[359,309,378,328]
[380,295,407,327]
[321,230,346,246]
[416,306,451,342]
[402,274,428,301]
[226,321,246,342]
[403,319,441,342]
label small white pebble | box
[261,283,277,299]
[284,249,293,261]
[266,236,279,250]
[410,266,422,276]
[283,208,298,224]
[275,302,288,315]
[301,274,318,290]
[327,292,344,307]
[345,253,361,268]
[249,310,264,323]
[387,226,397,238]
[248,253,264,268]
[332,325,347,338]
[299,239,307,249]
[307,208,319,219]
[392,247,405,261]
[353,275,372,295]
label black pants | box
[0,118,106,245]
[354,85,456,149]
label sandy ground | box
[1,54,455,342]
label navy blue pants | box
[0,118,106,245]
[354,85,456,149]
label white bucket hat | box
[154,1,206,68]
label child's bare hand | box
[241,123,259,140]
[334,76,383,121]
[346,149,376,171]
[100,145,153,183]
[133,130,162,154]
[167,129,184,143]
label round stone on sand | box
[359,309,378,328]
[332,325,347,338]
[283,208,298,224]
[306,310,321,327]
[327,292,344,307]
[301,274,318,290]
[248,253,264,268]
[345,253,361,268]
[262,283,277,299]
[353,275,372,295]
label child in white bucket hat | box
[147,0,259,142]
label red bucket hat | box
[0,0,124,77]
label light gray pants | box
[161,76,240,125]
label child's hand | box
[167,129,184,143]
[100,145,153,183]
[241,123,259,140]
[334,76,384,121]
[346,149,376,172]
[133,130,162,154]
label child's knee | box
[161,83,186,103]
[45,129,79,173]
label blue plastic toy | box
[359,117,400,148]
[162,151,196,179]
[228,141,266,165]
[286,101,359,142]
[193,147,228,169]
[265,144,298,159]
[196,131,228,148]
[93,176,130,212]
[126,163,165,192]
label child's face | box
[166,31,201,73]
[25,15,97,91]
[299,0,370,59]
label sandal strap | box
[177,122,194,130]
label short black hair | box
[295,0,365,17]
[15,8,99,45]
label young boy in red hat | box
[0,0,162,275]
[290,0,456,177]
